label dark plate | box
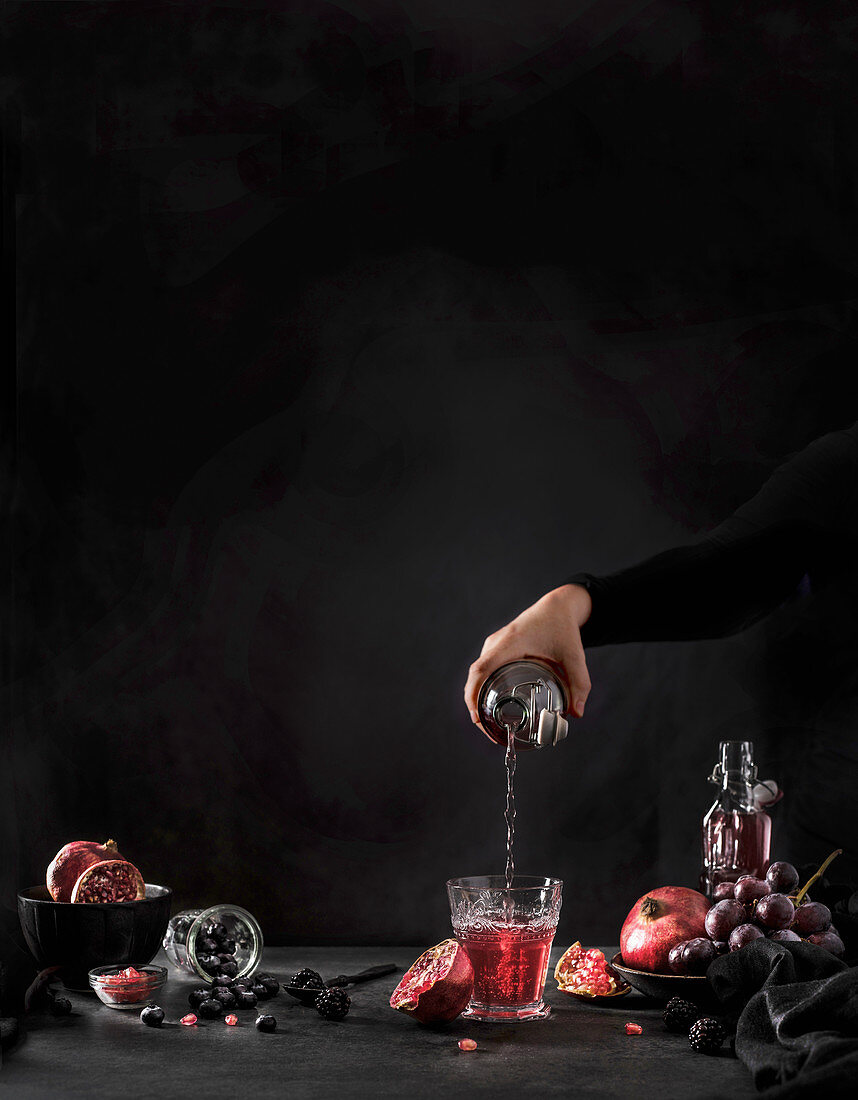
[610,953,717,1004]
[558,985,632,1004]
[18,884,172,990]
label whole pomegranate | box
[620,887,710,974]
[46,840,125,902]
[389,939,474,1024]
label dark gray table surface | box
[1,946,757,1099]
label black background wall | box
[4,0,858,948]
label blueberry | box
[198,998,223,1019]
[256,975,280,997]
[255,1014,276,1032]
[197,936,219,954]
[140,1004,165,1028]
[197,954,221,975]
[219,960,239,978]
[221,938,236,954]
[212,988,236,1008]
[235,990,258,1010]
[51,996,72,1017]
[250,982,268,1000]
[206,921,228,942]
[189,988,211,1009]
[211,976,233,989]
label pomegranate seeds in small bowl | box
[88,965,167,1009]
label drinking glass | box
[447,875,562,1021]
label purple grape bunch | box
[669,859,846,974]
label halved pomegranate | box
[70,859,146,903]
[389,939,474,1024]
[554,942,630,1000]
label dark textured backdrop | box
[4,0,858,947]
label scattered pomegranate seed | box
[224,1014,239,1026]
[458,1038,478,1051]
[180,1014,198,1026]
[624,1022,643,1035]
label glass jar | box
[162,904,263,983]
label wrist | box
[545,583,592,628]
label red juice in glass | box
[447,875,562,1022]
[460,921,554,1013]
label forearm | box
[570,520,826,647]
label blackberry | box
[198,998,223,1020]
[315,988,350,1021]
[290,968,324,991]
[689,1017,727,1054]
[255,1014,277,1032]
[235,990,258,1010]
[663,997,702,1033]
[140,1004,165,1028]
[189,988,211,1009]
[51,996,72,1017]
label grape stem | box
[794,848,842,907]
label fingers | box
[463,659,484,726]
[563,634,591,718]
[464,654,498,733]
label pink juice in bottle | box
[701,807,772,890]
[699,741,773,897]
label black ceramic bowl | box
[18,884,172,990]
[610,953,718,1005]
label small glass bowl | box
[88,964,167,1009]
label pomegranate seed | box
[180,1014,198,1026]
[624,1022,643,1035]
[458,1038,477,1052]
[224,1014,239,1026]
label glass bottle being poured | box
[699,740,778,898]
[477,660,570,751]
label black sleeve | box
[568,426,858,648]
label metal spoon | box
[283,963,399,1004]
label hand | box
[463,584,593,738]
